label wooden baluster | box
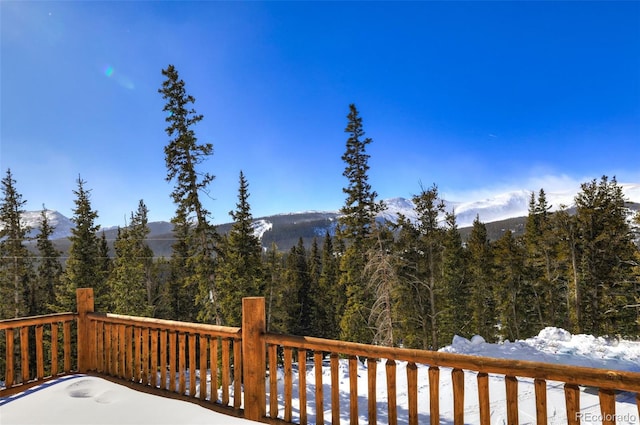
[429,366,440,425]
[452,368,465,425]
[284,346,293,422]
[20,326,29,383]
[105,324,113,376]
[298,349,308,425]
[51,324,59,376]
[150,329,158,388]
[178,332,186,394]
[407,362,418,425]
[63,320,71,373]
[134,327,142,382]
[598,388,615,425]
[330,353,340,425]
[189,333,196,396]
[35,324,44,379]
[367,358,377,425]
[6,329,14,387]
[505,375,519,425]
[221,338,230,405]
[386,359,398,425]
[268,344,278,418]
[564,384,580,425]
[160,330,167,390]
[118,324,126,378]
[125,326,133,381]
[169,331,177,392]
[142,327,150,386]
[314,352,325,425]
[534,378,547,425]
[210,337,218,403]
[199,335,208,400]
[477,372,491,425]
[349,355,359,425]
[233,338,242,409]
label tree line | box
[1,66,639,359]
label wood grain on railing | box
[1,313,76,394]
[263,332,640,425]
[87,312,241,410]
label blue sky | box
[1,1,639,226]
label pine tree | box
[56,177,105,312]
[438,211,469,345]
[466,216,496,341]
[318,232,342,339]
[524,190,567,330]
[106,201,154,316]
[337,104,384,343]
[574,176,637,335]
[35,207,62,314]
[0,169,33,319]
[263,242,285,332]
[216,171,263,326]
[159,64,218,323]
[493,230,530,340]
[553,205,581,332]
[307,237,324,337]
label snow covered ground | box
[1,327,638,424]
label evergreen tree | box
[438,211,469,345]
[159,64,218,323]
[553,205,581,332]
[106,201,154,316]
[307,237,324,337]
[524,190,567,329]
[392,213,426,349]
[35,207,62,314]
[317,232,342,339]
[412,184,446,349]
[466,216,496,341]
[337,104,384,343]
[493,230,531,340]
[263,242,285,332]
[56,177,105,311]
[216,171,263,326]
[574,176,637,336]
[0,169,33,319]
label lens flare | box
[104,66,114,77]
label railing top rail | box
[0,312,76,330]
[88,312,242,338]
[264,332,640,392]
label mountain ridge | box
[6,183,640,254]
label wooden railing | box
[261,333,640,425]
[87,312,242,409]
[2,289,640,425]
[0,312,76,394]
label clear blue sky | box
[2,1,639,226]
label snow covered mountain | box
[0,210,75,241]
[382,183,640,228]
[5,183,639,250]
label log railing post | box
[242,297,266,421]
[76,288,95,373]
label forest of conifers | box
[1,65,639,354]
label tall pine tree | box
[56,177,106,312]
[159,64,218,323]
[0,169,33,319]
[337,104,384,343]
[216,171,263,326]
[35,207,62,315]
